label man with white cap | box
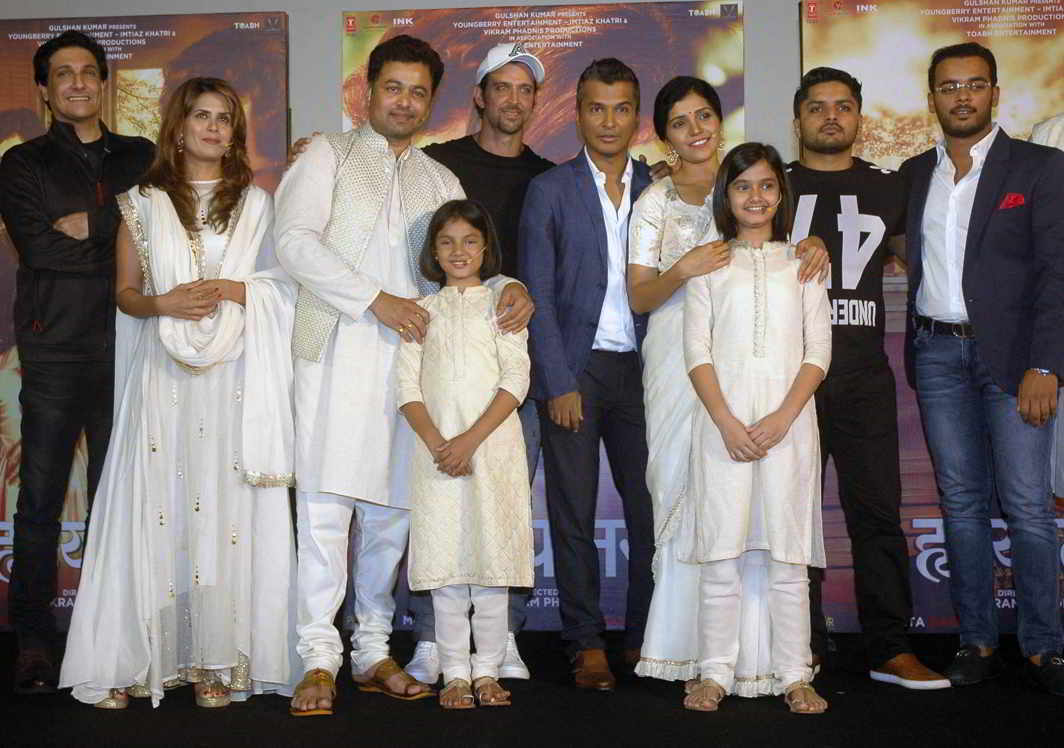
[405,42,554,685]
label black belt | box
[914,315,974,338]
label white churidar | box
[432,584,508,683]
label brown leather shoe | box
[14,646,58,695]
[572,648,615,691]
[869,652,951,690]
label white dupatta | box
[118,184,296,486]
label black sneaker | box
[945,645,1004,686]
[1025,653,1064,697]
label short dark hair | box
[928,42,997,91]
[420,199,502,284]
[368,34,444,95]
[33,30,108,86]
[793,67,863,118]
[576,58,639,110]
[712,142,793,243]
[653,76,722,141]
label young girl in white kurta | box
[397,200,534,710]
[682,144,831,714]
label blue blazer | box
[900,129,1064,395]
[518,154,651,401]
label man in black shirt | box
[0,31,153,693]
[407,43,553,684]
[788,67,948,689]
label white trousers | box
[431,584,508,684]
[295,491,409,677]
[699,551,813,694]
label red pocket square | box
[998,192,1025,209]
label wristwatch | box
[1030,368,1054,376]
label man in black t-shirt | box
[408,43,553,685]
[788,67,949,689]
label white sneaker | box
[404,640,440,685]
[499,633,530,680]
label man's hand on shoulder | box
[369,291,430,343]
[1017,369,1057,427]
[496,281,534,333]
[53,212,89,240]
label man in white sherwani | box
[1030,113,1064,507]
[275,35,533,714]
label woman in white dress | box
[59,77,297,709]
[631,79,828,689]
[682,143,831,713]
[397,200,533,709]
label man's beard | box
[802,130,856,155]
[486,109,527,137]
[940,108,991,139]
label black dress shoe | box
[13,646,58,695]
[1025,653,1064,696]
[945,646,1004,686]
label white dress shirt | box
[585,148,637,352]
[917,124,1001,323]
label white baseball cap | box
[475,42,545,85]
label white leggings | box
[698,552,813,694]
[431,584,508,684]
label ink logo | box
[720,3,739,17]
[395,17,415,26]
[345,16,357,33]
[856,3,878,11]
[806,1,819,21]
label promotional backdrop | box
[340,1,745,631]
[802,0,1064,634]
[0,12,290,628]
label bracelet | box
[1030,368,1053,377]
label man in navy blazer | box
[519,58,653,691]
[900,42,1064,695]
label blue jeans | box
[913,329,1062,657]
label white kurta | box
[681,240,831,567]
[59,185,298,706]
[397,286,534,591]
[627,178,716,681]
[274,139,445,507]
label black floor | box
[4,631,1063,747]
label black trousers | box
[809,364,913,668]
[538,350,655,657]
[10,359,113,648]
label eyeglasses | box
[933,80,992,95]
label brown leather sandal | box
[473,676,511,707]
[289,669,335,717]
[354,657,435,701]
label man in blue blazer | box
[900,42,1064,695]
[519,58,653,691]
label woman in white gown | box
[59,77,297,708]
[631,79,828,691]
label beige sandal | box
[473,676,511,707]
[194,672,231,708]
[440,678,475,710]
[94,688,129,710]
[783,681,828,714]
[683,679,726,712]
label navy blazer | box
[900,129,1064,395]
[518,154,651,401]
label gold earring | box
[664,147,680,167]
[718,139,726,151]
[176,135,184,153]
[224,144,232,158]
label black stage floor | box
[4,631,1063,747]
